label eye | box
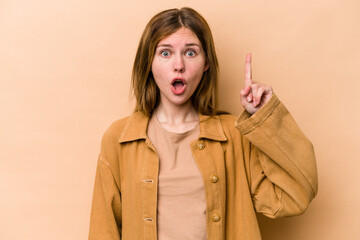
[185,50,196,57]
[160,50,171,57]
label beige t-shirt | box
[147,114,207,240]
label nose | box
[174,55,185,73]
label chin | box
[170,97,192,106]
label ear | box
[203,62,210,72]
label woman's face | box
[151,27,209,108]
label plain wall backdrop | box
[1,0,359,239]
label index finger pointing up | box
[245,53,252,87]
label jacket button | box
[210,175,218,183]
[197,142,205,150]
[212,213,220,222]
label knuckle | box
[252,83,260,89]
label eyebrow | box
[156,43,201,48]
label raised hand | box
[240,53,273,115]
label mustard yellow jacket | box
[89,94,318,240]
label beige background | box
[1,0,359,239]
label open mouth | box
[171,79,186,95]
[172,80,184,89]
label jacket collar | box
[118,111,227,143]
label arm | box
[236,94,318,218]
[237,53,318,218]
[89,134,122,239]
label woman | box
[89,7,318,240]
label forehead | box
[157,27,201,46]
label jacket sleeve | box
[89,135,122,239]
[235,94,318,218]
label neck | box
[155,100,198,125]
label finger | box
[240,85,251,96]
[264,86,273,96]
[250,84,258,106]
[253,86,265,107]
[240,86,249,105]
[247,92,253,102]
[245,53,252,87]
[240,92,248,107]
[240,85,253,103]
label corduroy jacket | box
[89,94,318,240]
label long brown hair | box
[131,7,219,116]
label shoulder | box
[98,113,142,160]
[199,112,242,142]
[102,111,149,144]
[102,115,132,141]
[218,113,237,122]
[217,113,245,140]
[218,113,238,130]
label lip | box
[171,78,187,95]
[171,78,186,85]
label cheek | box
[151,59,170,79]
[151,64,162,81]
[189,62,207,78]
[188,56,206,71]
